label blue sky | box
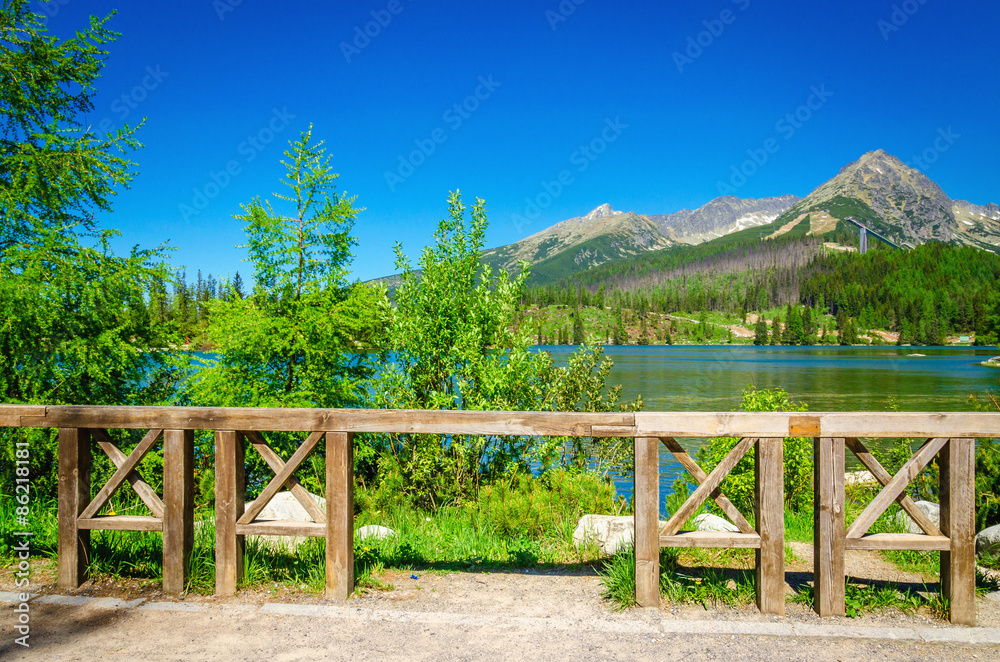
[39,0,1000,283]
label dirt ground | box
[3,548,1000,661]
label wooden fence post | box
[634,437,659,608]
[813,436,845,617]
[57,428,91,590]
[940,437,976,626]
[215,430,245,596]
[326,432,354,600]
[755,437,785,615]
[163,429,194,596]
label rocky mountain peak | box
[585,203,620,220]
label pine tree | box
[572,308,585,344]
[770,316,782,345]
[754,318,768,345]
[230,271,245,299]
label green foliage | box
[365,192,640,508]
[790,580,925,618]
[969,392,1000,530]
[0,1,142,243]
[183,128,385,494]
[0,3,176,497]
[698,386,813,515]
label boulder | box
[244,490,326,551]
[573,515,635,556]
[356,525,396,541]
[845,470,877,486]
[250,490,325,522]
[976,524,1000,561]
[693,513,739,533]
[892,500,940,534]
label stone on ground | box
[692,513,739,532]
[977,524,1000,561]
[356,525,396,541]
[892,500,940,534]
[251,490,326,522]
[573,515,635,556]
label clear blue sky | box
[40,0,1000,283]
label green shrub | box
[697,386,813,515]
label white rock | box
[572,514,670,556]
[976,524,1000,560]
[250,490,326,522]
[573,515,635,556]
[892,500,940,534]
[845,470,877,486]
[356,525,396,541]
[244,491,326,551]
[693,513,739,533]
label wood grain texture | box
[814,437,845,617]
[658,531,761,548]
[77,515,163,532]
[81,428,163,519]
[662,437,756,536]
[755,437,785,616]
[844,533,950,551]
[326,432,354,601]
[940,438,976,626]
[634,437,659,608]
[659,437,754,534]
[162,429,194,597]
[845,437,948,539]
[215,431,245,596]
[236,520,326,537]
[57,428,90,590]
[242,431,326,524]
[844,437,942,537]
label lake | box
[539,344,1000,509]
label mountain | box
[481,195,799,284]
[769,149,1000,251]
[648,195,800,245]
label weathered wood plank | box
[845,437,948,539]
[2,405,632,435]
[844,533,951,551]
[940,438,976,626]
[660,437,754,534]
[814,437,845,617]
[817,413,1000,439]
[215,431,245,596]
[637,414,790,438]
[634,437,659,608]
[236,520,326,537]
[162,429,194,597]
[243,431,326,524]
[0,405,46,427]
[789,416,821,437]
[77,516,164,532]
[661,437,756,536]
[845,437,942,537]
[658,531,761,549]
[326,432,354,600]
[81,428,163,519]
[239,431,324,525]
[91,429,165,518]
[591,425,637,437]
[756,437,785,616]
[57,428,90,590]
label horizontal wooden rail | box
[5,405,1000,437]
[2,404,988,625]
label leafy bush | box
[697,386,813,515]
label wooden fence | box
[2,405,996,625]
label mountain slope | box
[649,195,800,244]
